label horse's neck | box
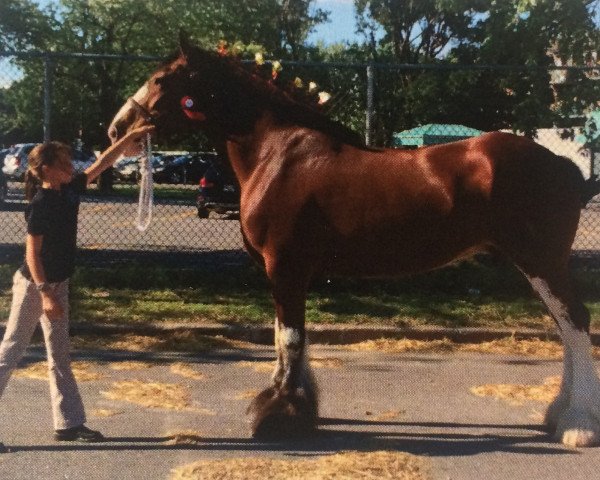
[224,112,276,185]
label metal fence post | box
[43,55,52,141]
[365,63,374,146]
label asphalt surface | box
[1,343,600,480]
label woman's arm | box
[85,125,155,185]
[25,234,62,320]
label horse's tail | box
[581,174,600,208]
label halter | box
[127,97,156,124]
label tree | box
[352,0,599,142]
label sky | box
[307,0,362,45]
[31,0,364,46]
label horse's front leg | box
[248,281,318,439]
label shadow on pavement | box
[8,419,574,457]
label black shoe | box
[0,442,7,453]
[54,425,104,442]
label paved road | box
[1,344,600,480]
[0,188,244,252]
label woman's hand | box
[41,292,63,321]
[119,125,156,155]
[85,125,155,184]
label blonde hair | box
[25,142,72,201]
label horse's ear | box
[178,31,194,61]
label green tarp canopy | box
[392,123,484,147]
[576,110,600,148]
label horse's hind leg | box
[521,267,600,447]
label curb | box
[48,323,600,346]
[5,322,600,346]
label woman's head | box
[25,142,73,200]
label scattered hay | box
[170,362,207,380]
[14,362,51,381]
[14,361,106,382]
[72,334,163,352]
[160,332,255,352]
[91,408,123,417]
[169,451,430,480]
[309,357,344,368]
[235,360,274,373]
[347,338,456,354]
[461,337,564,358]
[109,361,155,371]
[366,409,405,421]
[164,430,204,445]
[234,389,261,400]
[345,336,585,358]
[235,357,344,373]
[101,380,192,410]
[470,376,560,405]
[72,332,255,353]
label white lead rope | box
[135,133,154,231]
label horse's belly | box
[322,223,488,277]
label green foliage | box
[0,0,597,148]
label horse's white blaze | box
[531,277,600,447]
[109,83,149,131]
[132,83,149,104]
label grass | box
[2,257,600,330]
[86,183,196,201]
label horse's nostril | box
[108,125,118,141]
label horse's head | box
[108,35,255,145]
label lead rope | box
[135,133,154,231]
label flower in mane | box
[318,91,332,105]
[217,40,228,57]
[271,60,282,80]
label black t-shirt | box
[20,173,88,283]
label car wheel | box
[197,206,210,219]
[169,169,184,184]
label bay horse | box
[109,38,600,447]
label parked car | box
[2,143,37,180]
[151,154,186,183]
[153,153,212,184]
[113,155,143,183]
[0,165,7,209]
[113,155,165,183]
[72,149,96,172]
[2,143,94,180]
[196,157,240,218]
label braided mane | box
[190,49,369,150]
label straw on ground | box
[169,451,430,480]
[164,430,204,445]
[170,362,207,380]
[470,376,560,405]
[345,336,598,358]
[14,361,106,382]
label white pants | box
[0,270,86,429]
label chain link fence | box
[0,52,599,266]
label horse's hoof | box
[555,408,600,448]
[248,386,318,440]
